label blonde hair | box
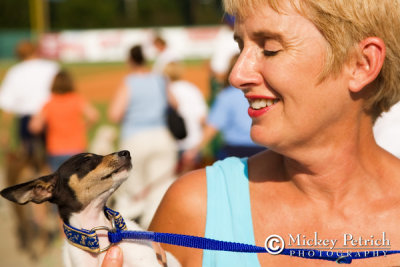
[163,62,184,82]
[223,0,400,119]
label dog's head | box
[0,150,132,222]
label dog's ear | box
[0,174,57,204]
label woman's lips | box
[246,96,279,118]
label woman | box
[104,0,400,266]
[29,70,99,171]
[163,61,208,173]
[108,45,177,228]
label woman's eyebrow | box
[252,30,284,41]
[233,30,284,43]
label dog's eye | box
[81,156,97,164]
[84,157,101,168]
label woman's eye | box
[263,50,279,57]
[262,39,282,57]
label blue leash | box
[63,207,399,264]
[108,230,399,264]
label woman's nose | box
[229,48,262,90]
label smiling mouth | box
[248,98,280,110]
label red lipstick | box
[246,95,278,118]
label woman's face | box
[230,3,354,153]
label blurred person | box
[373,100,400,158]
[29,70,99,171]
[152,35,181,74]
[208,13,240,104]
[163,62,208,174]
[0,40,59,159]
[0,40,60,258]
[108,45,177,228]
[184,54,264,163]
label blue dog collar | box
[63,206,127,254]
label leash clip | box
[91,217,116,253]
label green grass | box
[0,60,16,80]
[88,101,120,142]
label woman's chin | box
[250,125,279,148]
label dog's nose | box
[118,150,130,158]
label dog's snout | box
[118,150,130,158]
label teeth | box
[249,98,279,110]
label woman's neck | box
[130,64,148,73]
[274,119,389,208]
[283,138,384,207]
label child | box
[29,70,99,171]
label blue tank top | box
[121,73,167,140]
[203,157,261,267]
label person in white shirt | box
[164,62,208,174]
[208,13,240,104]
[0,40,60,257]
[152,35,181,74]
[0,40,59,155]
[209,14,240,85]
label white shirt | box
[0,58,59,115]
[170,80,208,150]
[152,48,181,74]
[373,101,400,158]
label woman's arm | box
[83,101,99,125]
[108,84,129,123]
[149,168,208,267]
[182,124,218,164]
[28,111,46,134]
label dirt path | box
[76,63,211,103]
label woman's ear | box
[348,37,386,93]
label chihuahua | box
[0,150,180,267]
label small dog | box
[1,150,180,267]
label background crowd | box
[0,15,265,265]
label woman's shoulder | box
[149,158,249,232]
[151,168,207,228]
[149,168,207,265]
